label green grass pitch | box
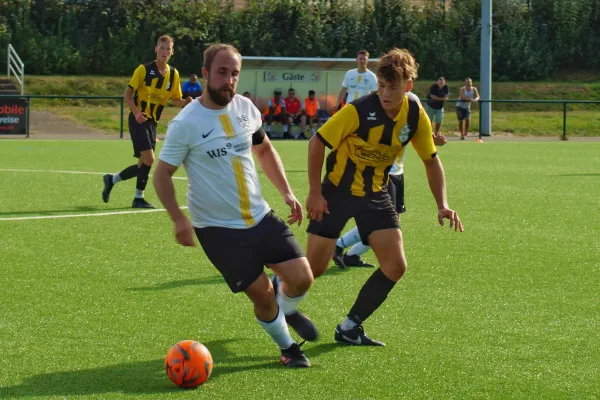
[0,139,598,399]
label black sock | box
[136,163,152,192]
[347,269,397,324]
[118,164,138,181]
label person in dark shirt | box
[425,77,449,136]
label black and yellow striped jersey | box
[128,61,183,122]
[316,92,437,197]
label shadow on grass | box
[0,339,283,398]
[127,264,350,292]
[0,206,132,217]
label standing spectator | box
[336,50,378,108]
[302,90,321,138]
[456,78,480,140]
[285,88,305,139]
[425,77,449,136]
[181,74,203,99]
[264,89,289,139]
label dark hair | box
[203,43,241,73]
[357,50,369,58]
[288,88,295,93]
[243,91,250,96]
[308,90,315,95]
[377,48,418,84]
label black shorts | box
[306,114,320,124]
[266,114,287,124]
[194,211,305,293]
[388,173,406,214]
[129,113,157,158]
[306,183,399,245]
[290,115,304,125]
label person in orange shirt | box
[264,89,289,139]
[301,90,321,138]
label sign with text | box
[0,98,27,134]
[263,71,322,82]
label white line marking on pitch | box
[0,168,188,180]
[0,207,188,222]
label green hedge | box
[1,0,599,80]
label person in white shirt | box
[336,50,378,108]
[153,44,316,368]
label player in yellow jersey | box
[300,48,464,346]
[102,35,192,208]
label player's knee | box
[381,259,407,282]
[141,152,155,166]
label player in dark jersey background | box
[102,35,192,209]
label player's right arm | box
[125,65,147,124]
[306,103,359,222]
[336,71,350,108]
[153,120,195,246]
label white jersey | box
[390,92,422,176]
[342,68,378,101]
[159,95,270,229]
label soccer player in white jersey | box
[153,44,317,368]
[336,50,378,108]
[333,93,448,268]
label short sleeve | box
[250,103,263,131]
[410,106,437,161]
[342,71,350,88]
[171,70,183,100]
[128,65,145,91]
[316,103,359,149]
[159,120,190,167]
[370,72,378,91]
[267,99,274,107]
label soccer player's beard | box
[206,82,236,106]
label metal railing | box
[0,94,125,138]
[476,99,600,140]
[7,44,24,95]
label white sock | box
[135,189,144,199]
[282,125,288,133]
[256,306,295,350]
[266,125,271,133]
[274,275,305,316]
[336,226,361,249]
[340,317,358,331]
[112,174,122,184]
[347,243,371,257]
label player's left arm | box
[252,128,303,226]
[170,71,192,107]
[412,108,463,232]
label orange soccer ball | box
[164,340,213,388]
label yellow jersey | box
[316,92,437,197]
[128,61,183,122]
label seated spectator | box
[242,91,254,104]
[181,74,203,99]
[285,88,305,139]
[263,89,288,139]
[302,90,321,138]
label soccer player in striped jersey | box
[102,35,192,209]
[153,44,316,368]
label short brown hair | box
[157,35,174,45]
[357,50,369,58]
[376,48,419,84]
[203,43,241,72]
